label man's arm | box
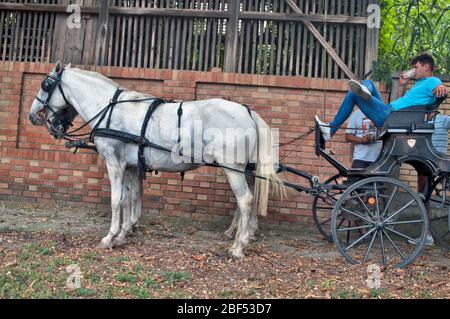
[345,133,373,144]
[433,84,449,98]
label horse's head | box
[29,61,78,139]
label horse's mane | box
[68,67,120,88]
[68,67,155,99]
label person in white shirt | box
[345,110,383,169]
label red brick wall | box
[0,61,390,224]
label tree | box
[373,0,450,85]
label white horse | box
[29,62,285,257]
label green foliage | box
[374,0,450,85]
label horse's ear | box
[54,61,62,74]
[66,63,72,69]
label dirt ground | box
[0,200,449,299]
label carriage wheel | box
[331,177,429,268]
[312,174,345,242]
[429,184,450,250]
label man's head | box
[410,53,435,79]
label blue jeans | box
[330,80,391,135]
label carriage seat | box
[378,95,448,137]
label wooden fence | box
[0,0,380,79]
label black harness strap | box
[138,99,164,180]
[106,89,124,129]
[177,102,185,181]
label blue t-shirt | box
[390,77,442,111]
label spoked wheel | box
[331,177,429,268]
[312,174,345,242]
[429,180,450,250]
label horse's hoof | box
[97,239,113,249]
[228,248,245,259]
[224,229,235,239]
[113,236,128,246]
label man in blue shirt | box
[316,53,448,140]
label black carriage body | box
[316,96,449,181]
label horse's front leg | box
[113,169,133,246]
[98,163,125,249]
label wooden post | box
[95,0,110,66]
[390,71,401,102]
[364,0,380,78]
[224,1,239,73]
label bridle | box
[36,68,75,138]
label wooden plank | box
[237,0,246,73]
[285,0,356,79]
[244,0,252,73]
[294,0,302,76]
[358,0,366,78]
[168,1,176,69]
[327,0,335,78]
[364,0,380,76]
[300,0,309,76]
[137,0,145,68]
[10,6,21,61]
[208,0,218,69]
[42,0,52,63]
[198,0,206,71]
[268,0,276,75]
[307,0,314,77]
[347,0,355,75]
[251,0,258,74]
[275,0,283,75]
[185,0,193,69]
[215,0,224,68]
[179,0,188,69]
[223,0,239,72]
[143,0,151,68]
[282,1,290,75]
[173,1,183,69]
[162,0,170,69]
[125,8,133,67]
[314,0,321,77]
[0,11,5,61]
[334,0,341,78]
[150,0,159,68]
[23,3,33,62]
[256,0,264,74]
[2,10,11,62]
[0,2,369,24]
[119,10,126,66]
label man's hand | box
[399,74,411,86]
[433,84,449,98]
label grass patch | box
[162,271,190,287]
[116,272,138,284]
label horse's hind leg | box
[223,167,253,258]
[225,172,257,240]
[98,162,126,249]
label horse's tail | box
[250,111,286,216]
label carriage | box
[29,63,448,269]
[303,95,450,268]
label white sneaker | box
[408,234,434,246]
[315,115,331,141]
[349,79,372,101]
